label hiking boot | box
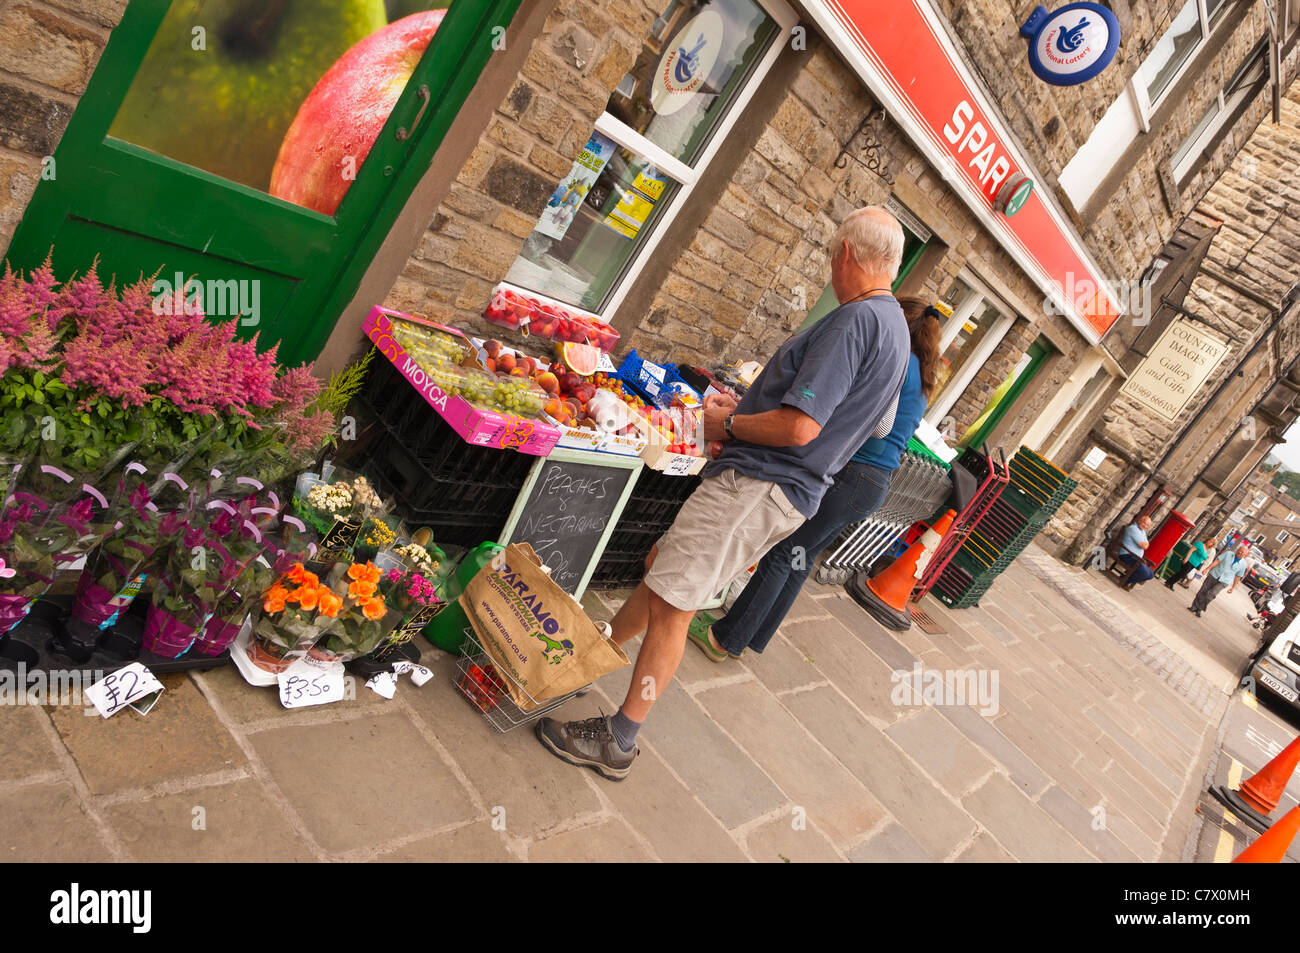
[535,714,638,781]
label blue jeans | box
[1117,552,1155,584]
[712,461,894,655]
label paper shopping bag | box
[460,543,629,709]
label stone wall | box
[1051,82,1300,561]
[935,0,1276,288]
[0,0,124,253]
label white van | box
[1247,613,1300,710]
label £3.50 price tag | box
[86,663,165,718]
[277,658,346,709]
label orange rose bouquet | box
[246,562,342,673]
[312,561,399,662]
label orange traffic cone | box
[846,510,956,631]
[1211,733,1300,833]
[1232,803,1300,863]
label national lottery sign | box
[1021,3,1121,86]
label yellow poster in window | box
[604,189,657,239]
[632,168,666,201]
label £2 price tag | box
[87,663,165,719]
[277,658,346,709]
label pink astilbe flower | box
[286,409,335,453]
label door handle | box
[395,84,431,141]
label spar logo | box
[652,10,723,115]
[1020,3,1120,86]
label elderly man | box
[535,206,911,780]
[1189,541,1251,617]
[1116,515,1155,588]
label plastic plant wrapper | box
[312,561,398,663]
[291,464,386,537]
[0,480,110,633]
[190,498,308,658]
[246,560,341,673]
[144,492,279,659]
[69,468,189,632]
[370,565,443,661]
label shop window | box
[1059,0,1238,210]
[925,274,1017,427]
[503,0,795,315]
[1171,44,1269,183]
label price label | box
[596,351,617,374]
[366,671,398,699]
[87,663,165,718]
[663,453,697,476]
[392,661,435,687]
[277,658,346,709]
[316,517,362,562]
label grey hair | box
[831,206,905,281]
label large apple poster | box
[109,1,451,216]
[534,132,618,242]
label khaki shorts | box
[645,468,805,611]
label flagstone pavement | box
[0,544,1260,862]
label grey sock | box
[608,710,641,752]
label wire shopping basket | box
[453,629,588,732]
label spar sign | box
[804,0,1121,342]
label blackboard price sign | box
[501,449,643,598]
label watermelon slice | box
[559,341,601,375]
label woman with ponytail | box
[691,297,944,661]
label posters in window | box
[651,10,725,116]
[603,166,668,239]
[535,132,617,241]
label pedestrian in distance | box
[689,297,942,662]
[1165,535,1213,590]
[1189,541,1251,617]
[533,206,911,780]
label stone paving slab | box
[0,781,113,862]
[248,712,478,854]
[105,778,316,863]
[47,672,246,795]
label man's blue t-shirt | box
[852,353,924,472]
[702,295,909,518]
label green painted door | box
[4,0,521,365]
[960,337,1051,450]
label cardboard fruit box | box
[363,306,562,457]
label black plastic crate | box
[340,389,534,550]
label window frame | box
[1172,42,1270,182]
[1058,0,1240,210]
[926,270,1019,426]
[500,0,797,323]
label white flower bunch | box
[306,482,353,514]
[394,542,438,575]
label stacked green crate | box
[934,447,1077,608]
